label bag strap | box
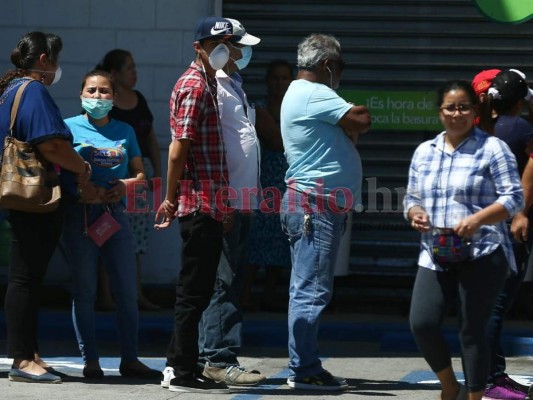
[9,79,35,134]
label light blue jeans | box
[198,211,253,367]
[63,203,138,363]
[280,189,347,379]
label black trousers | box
[409,247,508,392]
[166,212,223,379]
[4,208,64,360]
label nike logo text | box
[210,22,230,35]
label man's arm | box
[165,139,189,201]
[154,138,190,229]
[337,104,371,145]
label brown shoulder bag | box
[0,79,61,213]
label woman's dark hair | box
[477,98,495,134]
[96,49,132,73]
[436,79,479,108]
[80,69,116,94]
[0,31,62,95]
[265,59,294,80]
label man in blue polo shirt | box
[280,33,371,391]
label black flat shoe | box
[83,366,104,380]
[119,364,162,379]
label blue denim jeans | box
[198,211,253,368]
[280,189,347,379]
[62,203,138,363]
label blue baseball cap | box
[195,16,240,42]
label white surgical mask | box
[233,46,252,70]
[81,98,113,119]
[29,65,62,85]
[206,43,230,70]
[51,66,62,85]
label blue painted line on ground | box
[230,368,290,400]
[0,356,167,376]
[230,359,341,400]
[381,331,533,356]
[1,354,288,399]
[400,370,464,384]
[2,311,533,356]
[400,370,533,389]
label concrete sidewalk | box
[4,354,533,399]
[1,310,533,399]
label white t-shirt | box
[216,70,260,210]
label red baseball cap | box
[472,69,501,97]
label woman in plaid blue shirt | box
[404,80,524,400]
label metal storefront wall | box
[222,0,533,276]
[224,0,533,99]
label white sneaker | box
[161,366,175,388]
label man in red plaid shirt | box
[154,16,241,394]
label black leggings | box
[4,208,63,360]
[409,247,508,392]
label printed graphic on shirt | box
[90,147,125,168]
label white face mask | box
[206,43,230,70]
[51,66,62,85]
[29,66,62,85]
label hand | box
[103,179,127,203]
[511,213,529,242]
[410,211,431,233]
[453,215,481,239]
[350,105,372,134]
[76,162,92,186]
[154,199,176,230]
[154,215,174,230]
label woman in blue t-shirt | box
[96,49,162,311]
[63,70,160,380]
[0,32,91,384]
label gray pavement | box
[1,310,533,399]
